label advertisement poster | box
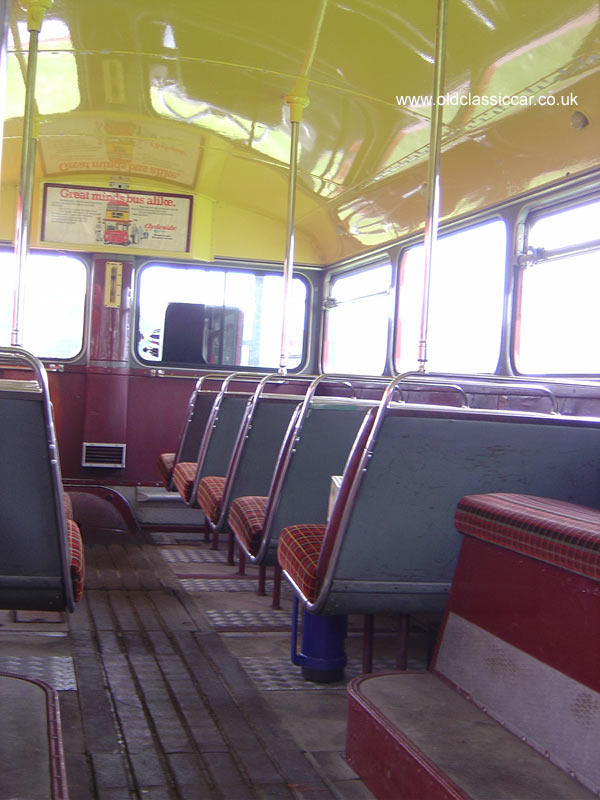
[41,184,193,252]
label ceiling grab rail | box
[278,0,328,375]
[418,0,448,373]
[11,0,53,347]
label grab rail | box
[400,372,559,413]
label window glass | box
[323,262,392,375]
[137,264,308,369]
[395,220,506,373]
[0,251,87,358]
[527,198,599,251]
[6,21,80,118]
[515,199,600,374]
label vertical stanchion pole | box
[11,0,52,346]
[278,99,304,375]
[417,0,448,372]
[278,0,327,375]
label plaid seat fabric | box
[63,491,73,521]
[197,476,226,524]
[455,492,600,582]
[172,462,197,503]
[157,452,175,485]
[229,496,268,555]
[277,524,327,603]
[67,518,85,602]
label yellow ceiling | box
[1,0,599,264]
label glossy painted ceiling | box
[1,0,599,264]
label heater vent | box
[82,442,126,468]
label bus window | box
[395,219,506,374]
[0,252,87,359]
[322,261,392,375]
[136,264,308,370]
[515,198,600,375]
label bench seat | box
[347,671,595,800]
[157,452,175,486]
[277,523,326,603]
[172,461,197,503]
[346,491,600,798]
[228,495,269,554]
[196,476,227,524]
[67,518,85,603]
[63,491,73,522]
[455,492,600,581]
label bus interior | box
[0,0,600,798]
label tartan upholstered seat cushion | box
[455,493,600,582]
[172,462,197,503]
[67,518,85,602]
[157,452,175,485]
[63,491,73,521]
[229,495,268,554]
[277,524,327,603]
[197,476,226,524]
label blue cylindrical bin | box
[291,598,347,683]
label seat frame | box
[0,347,76,611]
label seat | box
[227,380,381,601]
[0,347,84,611]
[171,372,259,508]
[346,491,600,799]
[156,373,224,490]
[278,374,600,679]
[156,451,176,486]
[195,376,312,557]
[454,492,600,578]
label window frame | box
[133,258,312,373]
[0,247,90,362]
[392,216,508,376]
[512,192,600,377]
[320,256,395,376]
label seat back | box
[164,374,224,488]
[215,394,305,529]
[312,404,600,614]
[217,374,382,532]
[0,348,74,611]
[249,398,379,563]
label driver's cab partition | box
[0,347,84,611]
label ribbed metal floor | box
[204,607,292,631]
[159,547,228,564]
[0,655,76,690]
[239,656,401,691]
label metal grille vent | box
[82,442,126,468]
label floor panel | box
[0,527,433,799]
